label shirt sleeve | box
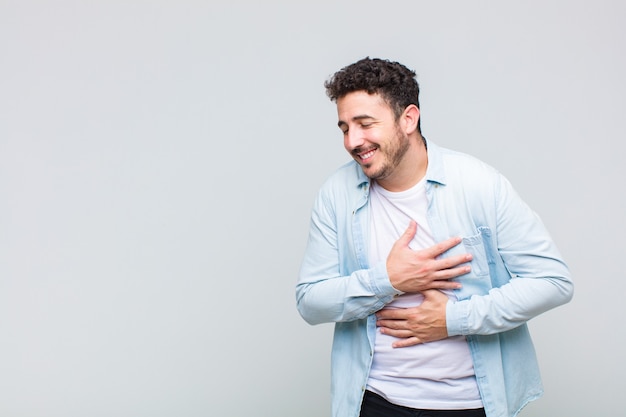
[295,186,400,325]
[446,174,574,336]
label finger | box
[392,337,422,348]
[426,236,463,257]
[380,327,413,337]
[431,265,472,281]
[376,319,405,330]
[434,253,473,271]
[375,310,398,320]
[394,220,417,247]
[425,279,463,290]
[376,307,414,320]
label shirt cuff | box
[446,299,470,336]
[369,261,403,300]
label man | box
[296,57,574,417]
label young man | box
[296,57,574,417]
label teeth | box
[360,150,375,160]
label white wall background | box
[1,1,623,416]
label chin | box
[364,169,385,181]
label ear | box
[401,104,420,135]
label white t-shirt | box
[366,178,483,410]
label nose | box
[344,127,365,151]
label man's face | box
[337,91,410,182]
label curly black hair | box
[324,57,421,132]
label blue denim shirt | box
[296,141,573,417]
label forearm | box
[296,262,398,325]
[296,185,403,324]
[445,172,575,336]
[446,273,573,335]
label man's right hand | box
[386,221,472,293]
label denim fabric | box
[296,141,573,417]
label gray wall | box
[1,1,623,416]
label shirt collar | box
[350,138,448,189]
[424,139,447,186]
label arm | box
[447,174,574,336]
[295,189,396,325]
[376,174,574,344]
[296,188,471,326]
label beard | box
[359,127,411,181]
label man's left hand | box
[375,290,449,348]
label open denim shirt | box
[296,141,573,417]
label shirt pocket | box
[461,228,490,277]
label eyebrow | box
[337,114,375,128]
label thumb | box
[395,220,417,247]
[422,289,448,302]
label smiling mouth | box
[355,148,377,161]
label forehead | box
[336,91,393,120]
